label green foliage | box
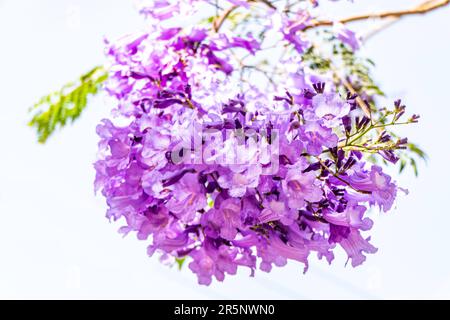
[29,66,108,143]
[398,143,428,177]
[227,11,252,30]
[302,46,332,72]
[337,44,385,97]
[302,43,383,99]
[366,143,427,177]
[334,43,427,176]
[303,39,426,176]
[175,257,186,270]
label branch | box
[362,0,441,41]
[252,0,276,10]
[213,5,239,32]
[306,0,449,29]
[213,0,276,32]
[341,77,372,119]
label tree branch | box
[213,5,239,32]
[213,0,276,32]
[253,0,276,10]
[306,0,449,30]
[361,0,442,41]
[341,77,372,119]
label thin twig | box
[305,0,449,30]
[362,0,442,41]
[213,0,278,32]
[213,5,239,32]
[362,17,399,42]
[341,78,372,119]
[252,0,277,10]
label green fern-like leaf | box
[29,66,108,143]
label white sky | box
[0,0,449,299]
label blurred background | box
[0,0,449,299]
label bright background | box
[0,0,449,299]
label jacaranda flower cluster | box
[95,0,418,285]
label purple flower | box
[259,200,298,225]
[301,121,339,156]
[334,23,361,51]
[147,229,190,256]
[202,48,234,74]
[324,204,373,231]
[138,0,193,21]
[275,12,312,53]
[369,166,397,212]
[189,239,242,285]
[340,229,378,267]
[188,245,217,285]
[217,165,261,197]
[166,172,207,222]
[282,162,323,209]
[139,129,171,170]
[210,33,260,54]
[344,165,397,212]
[186,27,208,42]
[138,205,172,240]
[258,231,310,273]
[203,198,243,240]
[312,93,351,127]
[225,0,250,8]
